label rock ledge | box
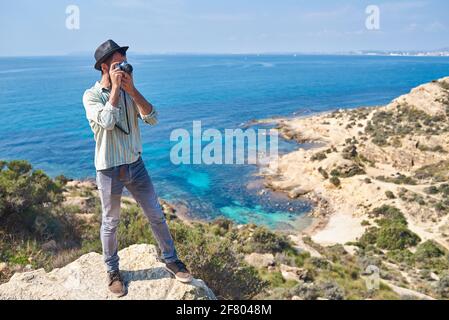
[0,244,216,300]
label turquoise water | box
[1,54,449,229]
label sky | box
[1,0,448,56]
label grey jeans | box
[96,156,178,272]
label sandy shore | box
[260,77,449,249]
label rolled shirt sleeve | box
[140,108,159,125]
[83,90,120,130]
[133,96,158,126]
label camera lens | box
[122,63,133,74]
[118,61,133,74]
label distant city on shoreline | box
[347,49,449,57]
[3,49,449,59]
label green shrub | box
[0,160,81,250]
[0,160,65,232]
[293,251,311,268]
[386,249,415,266]
[330,177,341,187]
[259,270,285,288]
[418,144,446,153]
[274,252,296,267]
[342,145,358,159]
[241,226,292,254]
[208,217,234,237]
[288,282,320,300]
[385,191,396,199]
[318,281,345,300]
[311,151,327,161]
[307,257,332,270]
[211,217,234,232]
[330,165,365,179]
[358,227,379,248]
[438,80,449,91]
[376,174,417,185]
[415,160,449,182]
[372,133,388,147]
[376,225,420,250]
[54,175,70,186]
[433,201,449,213]
[438,184,449,196]
[414,240,446,261]
[358,205,422,253]
[330,169,340,177]
[117,205,157,248]
[436,275,449,298]
[341,165,366,178]
[369,205,407,226]
[174,226,266,300]
[318,167,329,179]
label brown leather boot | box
[164,260,193,283]
[107,270,126,297]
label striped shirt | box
[83,81,158,170]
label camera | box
[116,61,133,74]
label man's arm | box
[82,62,126,130]
[130,89,158,125]
[122,73,158,125]
[83,90,119,130]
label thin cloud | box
[381,1,429,11]
[302,5,353,19]
[425,21,447,32]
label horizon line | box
[1,48,449,59]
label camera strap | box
[114,90,131,135]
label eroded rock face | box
[389,77,449,116]
[244,253,275,269]
[0,244,216,300]
[279,264,313,282]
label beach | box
[260,77,449,250]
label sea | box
[1,54,448,230]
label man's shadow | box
[119,267,174,296]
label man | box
[83,40,192,297]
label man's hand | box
[123,73,155,118]
[121,72,136,96]
[108,62,125,108]
[109,62,125,90]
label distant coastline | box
[3,49,449,59]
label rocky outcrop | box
[279,264,313,282]
[389,77,449,116]
[0,244,215,300]
[244,253,275,269]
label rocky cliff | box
[0,244,216,300]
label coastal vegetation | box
[259,77,449,299]
[3,78,449,300]
[351,205,449,298]
[1,159,407,300]
[365,104,449,147]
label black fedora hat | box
[94,39,129,71]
